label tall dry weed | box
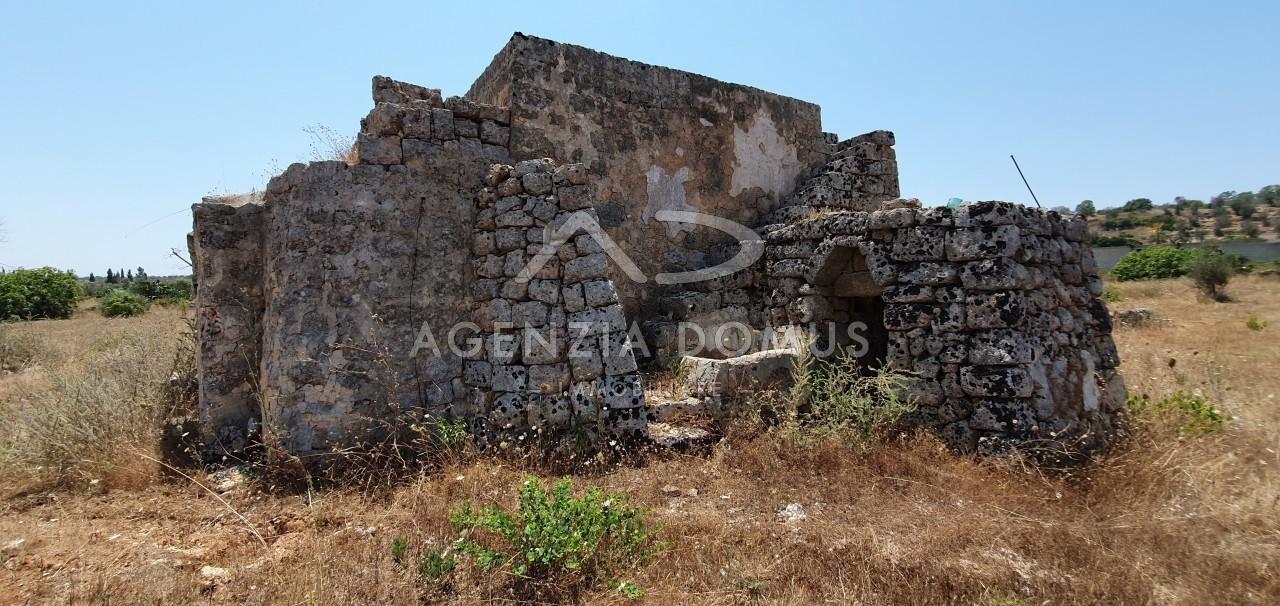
[0,308,190,488]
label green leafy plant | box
[417,548,456,582]
[1246,316,1267,331]
[0,267,80,320]
[612,579,645,598]
[390,537,408,565]
[790,352,917,442]
[450,477,666,593]
[99,290,149,318]
[432,416,470,452]
[1126,392,1229,434]
[1100,284,1123,303]
[1110,246,1198,281]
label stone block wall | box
[192,77,514,456]
[763,201,1125,454]
[466,159,646,448]
[192,36,1126,461]
[642,130,901,364]
[193,74,646,458]
[191,193,266,455]
[468,33,827,319]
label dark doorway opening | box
[811,244,888,372]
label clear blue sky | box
[1,1,1276,275]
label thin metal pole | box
[1010,154,1041,208]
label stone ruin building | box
[191,33,1126,462]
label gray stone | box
[499,279,529,300]
[562,283,586,312]
[356,133,401,164]
[563,253,609,283]
[868,207,916,230]
[512,301,549,328]
[966,291,1026,329]
[960,366,1033,398]
[464,361,492,387]
[568,304,626,336]
[522,326,565,365]
[890,226,947,261]
[581,280,618,307]
[522,171,554,195]
[431,108,455,140]
[568,337,604,381]
[945,225,1021,262]
[527,363,572,394]
[601,331,638,375]
[683,349,797,396]
[492,365,528,393]
[960,258,1031,290]
[513,158,554,177]
[528,279,560,304]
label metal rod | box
[1010,154,1041,208]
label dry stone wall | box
[193,73,645,459]
[763,201,1125,455]
[643,130,901,364]
[469,34,828,319]
[192,35,1126,461]
[193,78,512,456]
[466,159,646,449]
[192,193,266,455]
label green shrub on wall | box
[1110,246,1199,281]
[0,267,80,320]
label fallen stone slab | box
[683,349,799,397]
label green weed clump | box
[1126,392,1229,434]
[788,350,917,443]
[1100,284,1123,303]
[99,289,149,318]
[449,477,666,595]
[416,548,456,582]
[1245,316,1267,331]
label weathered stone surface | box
[945,225,1021,262]
[563,253,609,284]
[960,366,1034,398]
[468,34,827,317]
[192,194,266,456]
[197,37,1118,462]
[960,258,1031,290]
[373,76,443,105]
[891,226,947,261]
[683,349,798,396]
[966,291,1026,329]
[356,133,402,164]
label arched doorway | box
[809,243,888,371]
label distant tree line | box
[0,264,193,321]
[1076,185,1279,245]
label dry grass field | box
[1,277,1277,605]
